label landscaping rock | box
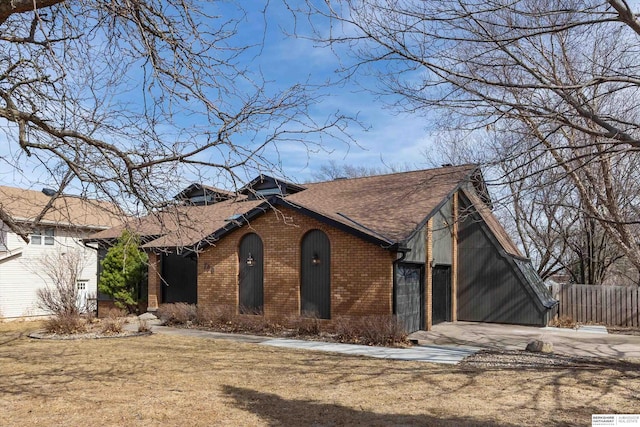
[138,312,158,321]
[525,340,554,354]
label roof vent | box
[441,163,453,167]
[42,188,56,197]
[333,176,348,180]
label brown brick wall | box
[197,206,396,320]
[147,252,162,311]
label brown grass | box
[1,321,638,426]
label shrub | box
[358,315,408,346]
[549,315,577,329]
[137,319,150,333]
[98,230,148,312]
[101,317,124,334]
[333,315,408,346]
[157,303,197,325]
[236,314,281,334]
[195,305,235,327]
[286,315,321,336]
[44,313,87,334]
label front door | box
[300,230,331,319]
[432,265,452,325]
[238,233,264,314]
[395,263,424,333]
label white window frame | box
[31,228,55,246]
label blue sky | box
[0,2,439,192]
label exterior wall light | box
[246,253,255,267]
[312,254,321,265]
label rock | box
[525,340,553,354]
[138,312,158,321]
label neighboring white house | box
[0,186,122,319]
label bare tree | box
[289,0,640,278]
[310,159,413,181]
[0,1,353,239]
[36,249,87,316]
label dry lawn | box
[1,321,638,426]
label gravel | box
[460,349,637,370]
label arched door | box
[238,233,263,314]
[300,230,330,319]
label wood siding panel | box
[457,199,545,326]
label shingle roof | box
[89,199,265,248]
[0,185,123,230]
[90,164,481,249]
[285,164,478,243]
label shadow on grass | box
[222,385,519,427]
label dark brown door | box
[238,233,263,314]
[300,230,330,319]
[395,263,424,333]
[161,252,197,304]
[432,265,452,324]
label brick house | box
[91,165,557,332]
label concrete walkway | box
[142,324,479,364]
[409,322,640,361]
[260,338,479,364]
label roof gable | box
[174,184,235,206]
[286,164,478,243]
[239,175,306,199]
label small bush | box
[235,314,280,334]
[44,313,87,334]
[101,317,124,334]
[333,315,407,346]
[157,303,197,325]
[287,315,321,336]
[137,318,150,333]
[549,315,577,329]
[193,305,233,326]
[332,316,360,343]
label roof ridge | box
[307,163,478,185]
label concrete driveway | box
[408,322,640,361]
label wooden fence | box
[551,283,640,327]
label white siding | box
[0,225,99,319]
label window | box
[76,280,88,290]
[31,228,55,245]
